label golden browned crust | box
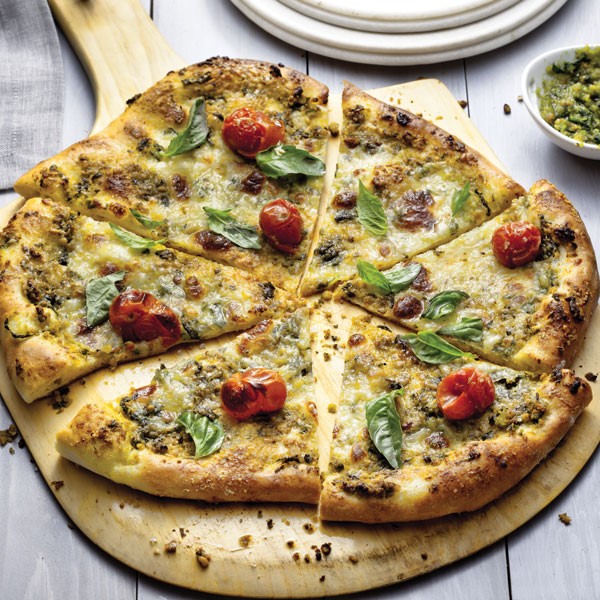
[514,180,600,370]
[320,370,590,523]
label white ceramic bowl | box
[521,45,600,159]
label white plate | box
[231,0,569,64]
[279,0,521,33]
[281,0,504,21]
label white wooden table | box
[1,1,599,598]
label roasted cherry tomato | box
[221,107,285,158]
[259,198,303,253]
[220,367,287,420]
[491,221,542,268]
[109,289,181,346]
[436,367,495,420]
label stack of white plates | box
[230,0,569,65]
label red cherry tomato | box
[109,289,181,346]
[259,199,303,254]
[221,107,285,158]
[436,367,495,420]
[221,367,287,420]
[491,221,542,268]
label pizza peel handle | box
[48,0,185,134]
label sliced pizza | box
[338,180,599,372]
[0,197,298,402]
[301,82,525,294]
[56,309,320,504]
[319,318,591,523]
[14,57,329,292]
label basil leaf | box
[177,411,224,459]
[365,390,403,469]
[357,260,421,295]
[256,144,326,178]
[85,271,126,328]
[162,98,209,157]
[357,180,387,237]
[438,317,484,342]
[203,207,261,250]
[131,209,165,230]
[110,223,166,249]
[401,331,474,364]
[451,182,470,216]
[422,290,469,320]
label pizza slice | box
[301,82,525,294]
[14,57,329,292]
[55,309,320,504]
[338,180,599,372]
[319,318,592,523]
[0,197,299,402]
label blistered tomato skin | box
[437,367,495,420]
[109,290,181,346]
[492,221,542,268]
[259,199,303,253]
[221,368,287,420]
[222,107,285,158]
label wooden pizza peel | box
[0,0,598,596]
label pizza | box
[0,61,596,522]
[55,309,320,503]
[301,82,525,295]
[338,179,599,373]
[0,197,298,402]
[14,57,329,292]
[319,317,592,523]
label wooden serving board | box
[0,0,598,597]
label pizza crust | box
[56,403,321,504]
[514,180,600,370]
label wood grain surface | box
[1,1,599,598]
[0,78,598,597]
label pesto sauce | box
[538,46,600,145]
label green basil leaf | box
[437,317,484,342]
[110,223,166,249]
[365,390,403,469]
[85,270,126,328]
[357,180,387,237]
[451,182,470,216]
[256,144,326,178]
[422,290,469,320]
[130,209,165,230]
[401,331,474,364]
[177,411,224,459]
[162,98,209,157]
[203,207,261,250]
[357,260,422,295]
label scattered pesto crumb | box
[267,519,274,530]
[164,541,178,554]
[119,502,125,509]
[421,553,428,560]
[328,122,340,137]
[303,523,315,533]
[348,554,359,564]
[321,542,332,556]
[327,403,337,414]
[9,447,15,455]
[239,534,253,547]
[196,548,210,568]
[179,527,187,538]
[51,480,64,491]
[292,552,300,561]
[559,512,572,525]
[323,352,331,362]
[0,423,18,446]
[585,372,598,382]
[319,575,326,582]
[304,554,311,563]
[459,99,468,109]
[287,539,296,548]
[257,509,263,518]
[503,103,512,114]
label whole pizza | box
[1,57,597,522]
